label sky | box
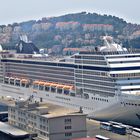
[0,0,140,25]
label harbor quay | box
[0,97,140,140]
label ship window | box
[65,132,72,137]
[64,118,71,123]
[84,94,89,99]
[65,126,72,130]
[70,92,75,96]
[40,98,43,102]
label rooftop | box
[10,100,85,119]
[0,122,29,137]
[41,103,84,118]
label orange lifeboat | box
[57,84,65,88]
[45,82,52,86]
[64,85,71,89]
[33,81,40,85]
[50,83,58,87]
[39,81,45,85]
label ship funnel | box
[20,34,28,43]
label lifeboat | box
[9,77,15,85]
[4,76,10,80]
[10,77,15,80]
[63,85,72,90]
[63,85,72,95]
[38,81,45,90]
[57,84,65,88]
[33,80,40,89]
[39,81,46,85]
[21,79,30,88]
[50,83,58,93]
[50,83,58,87]
[15,78,21,86]
[45,82,52,86]
[4,76,10,84]
[57,84,65,94]
[15,78,20,80]
[21,79,29,83]
[44,82,51,91]
[5,76,10,79]
[33,81,40,85]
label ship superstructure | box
[0,36,140,126]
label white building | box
[8,99,87,140]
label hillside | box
[0,12,140,53]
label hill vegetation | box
[0,12,140,52]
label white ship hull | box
[1,83,140,127]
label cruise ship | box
[0,36,140,126]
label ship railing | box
[79,48,140,55]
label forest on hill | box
[0,12,140,52]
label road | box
[87,119,139,140]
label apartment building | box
[8,99,87,140]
